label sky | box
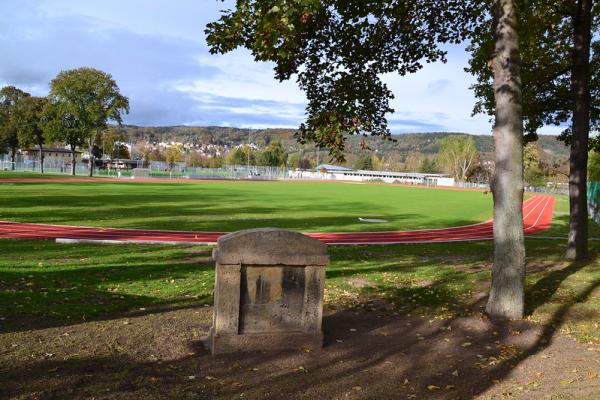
[0,0,563,135]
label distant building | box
[316,164,353,172]
[22,148,82,165]
[337,170,455,186]
[292,166,455,187]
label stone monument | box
[208,228,329,354]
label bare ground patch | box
[1,306,599,400]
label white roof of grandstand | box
[350,170,449,178]
[317,164,353,171]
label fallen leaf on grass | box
[427,385,440,391]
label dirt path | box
[1,305,598,399]
[0,195,554,245]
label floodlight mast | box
[247,130,252,176]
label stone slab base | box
[208,329,323,355]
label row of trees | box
[206,0,596,319]
[225,141,289,167]
[0,67,129,175]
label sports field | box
[1,174,599,399]
[0,176,494,233]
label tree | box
[466,0,597,260]
[98,126,129,160]
[226,146,256,166]
[589,150,600,181]
[523,142,546,186]
[134,141,154,167]
[41,101,84,175]
[0,86,30,168]
[206,1,482,161]
[371,154,385,171]
[165,144,183,172]
[420,157,439,174]
[567,0,594,260]
[208,156,224,168]
[404,152,424,172]
[15,96,47,173]
[207,0,527,319]
[353,154,374,170]
[466,158,492,183]
[257,141,288,166]
[148,148,165,162]
[287,152,314,170]
[46,68,129,177]
[485,0,526,319]
[438,135,478,181]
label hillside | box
[120,125,569,160]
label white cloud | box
[175,51,307,104]
[0,1,566,134]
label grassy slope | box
[0,179,493,232]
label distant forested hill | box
[120,125,569,159]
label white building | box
[290,165,455,187]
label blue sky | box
[0,0,562,134]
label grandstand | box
[290,165,456,186]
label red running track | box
[0,195,554,245]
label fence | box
[0,157,587,199]
[0,160,90,175]
[589,182,600,225]
[526,186,570,195]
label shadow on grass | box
[1,240,598,399]
[2,272,598,399]
[0,180,490,232]
[0,240,216,334]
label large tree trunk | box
[38,144,44,174]
[486,0,526,320]
[566,0,593,261]
[10,147,16,170]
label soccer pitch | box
[0,177,493,233]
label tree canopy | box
[44,67,129,175]
[206,0,482,160]
[466,0,600,146]
[15,96,47,149]
[226,145,256,166]
[0,86,30,163]
[438,135,478,181]
[257,141,288,167]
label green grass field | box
[0,177,494,232]
[1,236,598,343]
[1,174,599,400]
[1,174,598,340]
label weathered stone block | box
[208,228,328,355]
